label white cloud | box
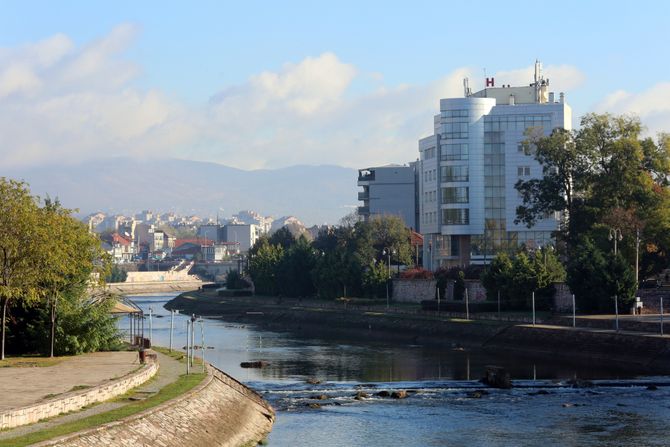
[594,82,670,135]
[0,27,593,171]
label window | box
[441,143,469,161]
[442,109,468,118]
[423,147,436,159]
[443,208,469,225]
[442,187,469,204]
[517,166,531,176]
[442,165,469,182]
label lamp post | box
[608,228,623,256]
[382,247,396,310]
[609,228,623,331]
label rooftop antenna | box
[463,77,471,97]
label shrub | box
[399,268,434,279]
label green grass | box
[0,356,65,368]
[0,372,206,447]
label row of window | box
[442,109,469,118]
[484,121,551,132]
[423,147,436,159]
[442,187,469,204]
[423,211,438,225]
[441,165,468,182]
[424,168,437,182]
[443,208,469,225]
[424,190,437,203]
[441,143,468,161]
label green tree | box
[361,260,387,298]
[38,199,109,357]
[106,265,128,283]
[566,236,637,313]
[0,178,41,360]
[269,227,296,250]
[248,238,284,295]
[481,252,513,302]
[277,235,317,297]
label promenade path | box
[0,350,184,442]
[0,352,139,412]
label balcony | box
[357,206,370,215]
[358,171,375,182]
[358,191,369,201]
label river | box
[124,294,670,446]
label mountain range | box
[5,158,359,225]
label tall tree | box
[0,178,41,360]
[38,198,108,357]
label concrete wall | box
[38,366,275,447]
[392,278,436,303]
[0,361,158,430]
[125,270,198,283]
[107,280,204,294]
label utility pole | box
[186,319,190,375]
[635,228,640,284]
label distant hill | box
[5,158,359,225]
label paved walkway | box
[0,351,140,412]
[0,351,184,442]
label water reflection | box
[123,294,670,447]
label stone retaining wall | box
[392,278,436,303]
[0,360,158,430]
[38,365,275,447]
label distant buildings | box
[357,164,418,230]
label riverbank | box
[166,291,670,375]
[0,348,274,447]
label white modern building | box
[419,61,571,269]
[357,164,418,230]
[221,223,260,253]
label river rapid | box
[124,294,670,447]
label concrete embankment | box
[106,280,204,294]
[37,365,274,447]
[167,292,670,374]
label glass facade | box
[441,165,469,182]
[442,208,469,225]
[441,143,468,161]
[442,187,469,204]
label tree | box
[566,236,637,313]
[0,178,41,360]
[269,227,296,250]
[38,198,109,357]
[277,235,317,297]
[248,238,284,295]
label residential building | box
[197,224,221,243]
[221,223,260,252]
[419,61,571,269]
[357,164,418,230]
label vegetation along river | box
[124,294,670,447]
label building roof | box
[174,238,214,248]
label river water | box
[125,294,670,446]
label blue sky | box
[1,1,669,169]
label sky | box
[1,0,669,171]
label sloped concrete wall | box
[38,366,275,447]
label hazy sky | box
[1,1,669,170]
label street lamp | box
[382,247,396,309]
[608,228,623,256]
[609,228,623,331]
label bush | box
[225,270,250,290]
[400,268,434,279]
